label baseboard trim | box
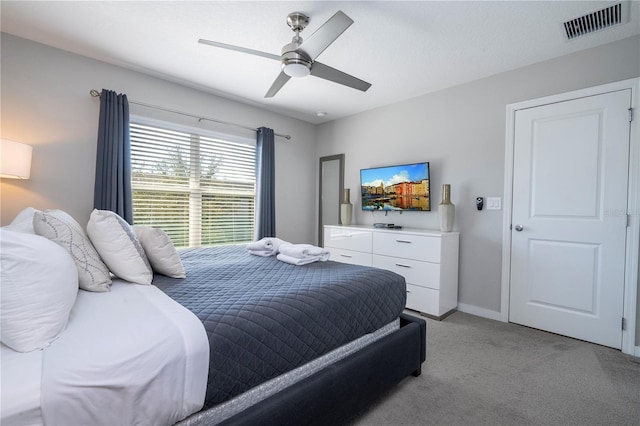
[457,303,502,322]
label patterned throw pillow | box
[86,209,153,285]
[33,209,111,292]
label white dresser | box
[323,225,459,320]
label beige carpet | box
[352,311,640,426]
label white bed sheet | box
[1,343,43,425]
[1,280,209,426]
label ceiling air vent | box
[563,2,629,40]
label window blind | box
[130,122,255,248]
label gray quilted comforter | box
[152,245,406,407]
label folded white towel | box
[277,253,327,266]
[278,243,330,262]
[246,237,288,257]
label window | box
[130,122,255,248]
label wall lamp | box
[1,139,33,179]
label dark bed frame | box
[218,312,426,425]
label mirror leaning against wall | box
[318,154,344,246]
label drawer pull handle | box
[395,263,411,268]
[340,254,353,258]
[406,290,412,293]
[396,239,412,244]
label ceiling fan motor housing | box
[281,36,312,77]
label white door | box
[509,89,631,349]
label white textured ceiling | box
[1,1,639,124]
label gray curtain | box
[255,127,276,239]
[93,89,133,224]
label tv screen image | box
[360,162,430,211]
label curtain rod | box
[89,90,291,140]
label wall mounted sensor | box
[476,197,484,211]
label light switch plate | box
[487,197,501,210]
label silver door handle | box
[395,263,411,268]
[514,224,524,232]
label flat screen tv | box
[360,162,430,211]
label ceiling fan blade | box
[310,62,371,92]
[198,39,280,61]
[298,11,353,60]
[265,71,291,98]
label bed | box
[156,246,427,425]
[1,221,426,425]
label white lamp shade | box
[1,139,33,179]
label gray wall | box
[316,35,640,321]
[2,32,638,343]
[0,34,317,244]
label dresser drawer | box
[373,232,441,262]
[372,254,441,290]
[327,248,372,266]
[405,283,440,316]
[324,227,372,253]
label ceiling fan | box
[198,11,372,98]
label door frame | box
[500,78,640,356]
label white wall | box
[316,35,640,318]
[0,34,317,244]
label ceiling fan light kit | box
[283,62,311,78]
[198,10,372,97]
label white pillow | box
[0,229,78,352]
[133,226,186,278]
[3,207,40,234]
[33,209,112,292]
[86,209,153,285]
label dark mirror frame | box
[318,154,345,246]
